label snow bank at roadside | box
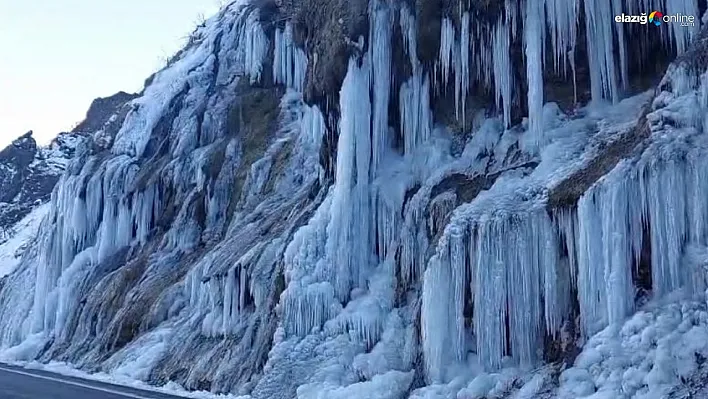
[2,359,251,399]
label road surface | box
[0,363,184,399]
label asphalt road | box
[0,363,183,399]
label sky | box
[0,0,221,148]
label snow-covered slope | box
[0,0,707,398]
[0,204,50,278]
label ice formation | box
[274,23,308,92]
[524,0,546,148]
[0,0,707,398]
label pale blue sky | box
[0,0,220,148]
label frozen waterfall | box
[0,0,706,398]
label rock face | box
[72,91,138,134]
[279,0,369,105]
[0,1,707,399]
[0,131,76,236]
[0,132,43,205]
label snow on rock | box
[0,204,50,278]
[112,3,268,159]
[297,370,413,399]
[560,293,708,399]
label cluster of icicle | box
[0,6,339,395]
[279,0,446,345]
[0,2,286,350]
[272,0,708,388]
[421,64,708,381]
[434,0,700,149]
[176,13,327,339]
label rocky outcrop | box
[277,0,369,113]
[0,132,74,235]
[0,132,41,205]
[72,91,138,134]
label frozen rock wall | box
[0,1,707,398]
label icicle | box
[273,28,284,86]
[223,267,236,333]
[400,191,429,289]
[326,57,373,300]
[273,23,308,92]
[456,12,471,122]
[280,191,333,336]
[584,0,619,102]
[301,105,326,150]
[428,192,457,237]
[643,160,688,297]
[423,202,564,374]
[283,282,337,336]
[473,218,510,372]
[422,247,458,382]
[399,6,418,69]
[505,0,519,40]
[576,161,678,336]
[450,228,468,362]
[422,219,468,381]
[375,188,404,263]
[370,0,393,173]
[612,0,628,90]
[666,0,701,55]
[577,191,609,336]
[134,184,158,244]
[438,18,455,91]
[239,264,247,315]
[599,177,637,326]
[472,218,508,370]
[555,208,579,285]
[400,71,433,154]
[524,0,545,149]
[240,9,269,84]
[540,213,564,337]
[493,19,513,128]
[689,150,708,246]
[545,0,578,77]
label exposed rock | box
[546,103,651,209]
[0,132,38,204]
[0,131,81,236]
[414,0,443,65]
[226,80,284,212]
[279,0,369,106]
[72,91,138,134]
